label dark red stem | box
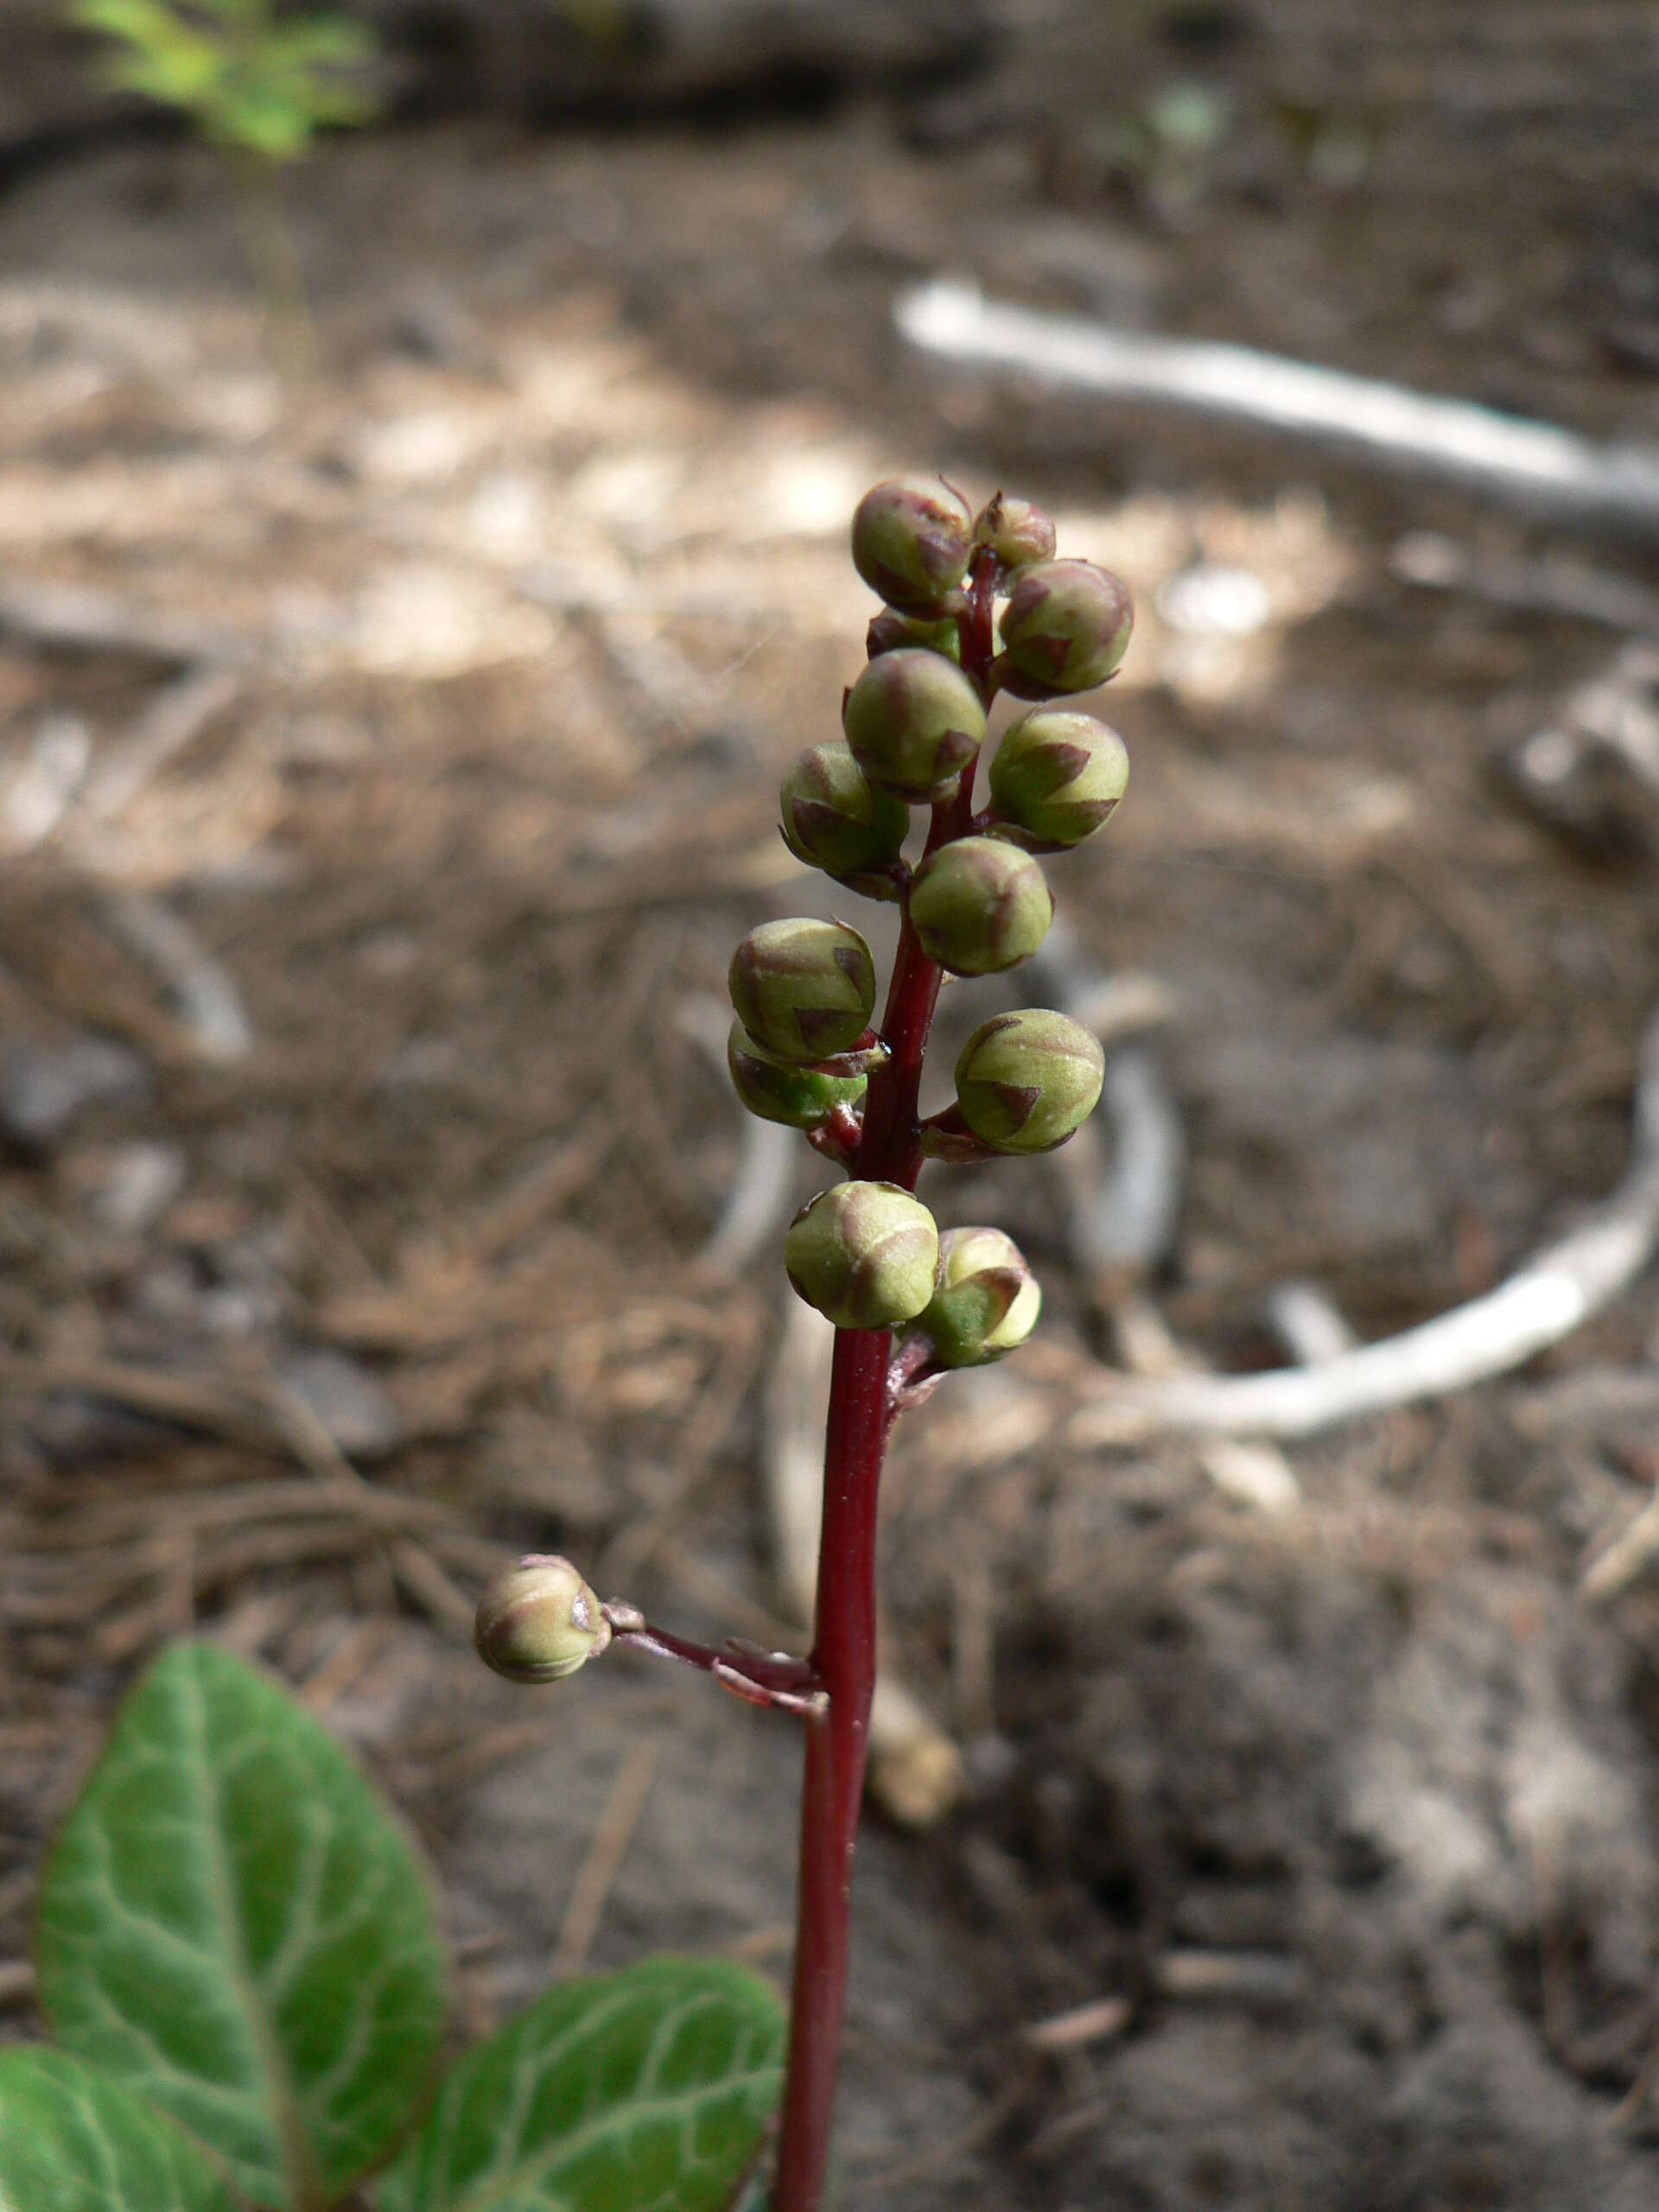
[805,1103,862,1171]
[772,550,1000,2212]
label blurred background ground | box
[3,3,1659,2205]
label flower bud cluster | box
[725,477,1135,1370]
[480,478,1137,1724]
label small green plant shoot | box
[72,0,375,161]
[69,0,378,372]
[0,1640,785,2211]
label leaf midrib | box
[180,1653,325,2212]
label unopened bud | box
[842,648,986,802]
[780,740,911,882]
[851,475,973,612]
[954,1008,1105,1154]
[728,918,876,1063]
[866,608,962,664]
[971,492,1057,573]
[908,836,1052,976]
[919,1226,1042,1367]
[997,560,1134,696]
[989,709,1129,849]
[728,1022,868,1128]
[784,1181,940,1330]
[475,1555,611,1683]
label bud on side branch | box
[475,1556,612,1683]
[971,491,1056,573]
[954,1007,1105,1154]
[997,559,1135,697]
[728,1024,870,1129]
[842,648,986,802]
[866,609,963,664]
[784,1181,940,1330]
[780,740,911,884]
[908,836,1052,976]
[850,474,973,612]
[917,1226,1042,1368]
[989,709,1129,850]
[728,918,876,1063]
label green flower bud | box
[475,1554,611,1683]
[988,709,1129,849]
[908,836,1052,977]
[954,1007,1105,1154]
[851,474,973,612]
[784,1180,940,1330]
[728,917,876,1062]
[971,491,1057,572]
[728,1021,868,1128]
[997,560,1134,696]
[866,607,963,664]
[842,648,986,802]
[780,740,911,881]
[919,1225,1042,1368]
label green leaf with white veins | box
[0,2048,237,2212]
[35,1640,448,2210]
[378,1957,785,2212]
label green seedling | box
[475,476,1135,2210]
[69,0,378,375]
